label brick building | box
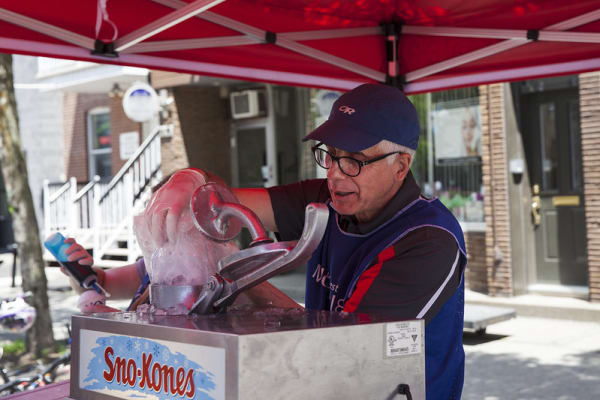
[62,92,142,182]
[434,76,599,302]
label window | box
[87,107,112,180]
[411,87,484,223]
[305,87,484,223]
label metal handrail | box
[99,127,162,202]
[74,175,100,202]
[93,125,163,262]
[48,180,72,202]
[43,125,163,265]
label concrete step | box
[465,289,600,322]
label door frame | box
[230,86,278,188]
[520,87,588,294]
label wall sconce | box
[108,83,124,98]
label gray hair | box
[377,140,415,166]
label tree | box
[0,53,54,355]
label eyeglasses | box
[312,145,403,177]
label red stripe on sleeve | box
[343,245,396,313]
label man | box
[74,83,466,398]
[262,83,466,399]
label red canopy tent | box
[1,0,600,93]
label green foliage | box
[2,339,25,355]
[54,341,67,354]
[407,93,430,185]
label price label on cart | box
[385,321,422,358]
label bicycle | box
[0,293,71,396]
[0,352,71,395]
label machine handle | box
[210,191,272,246]
[213,202,329,309]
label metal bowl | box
[149,284,203,314]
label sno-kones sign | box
[79,329,225,399]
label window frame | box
[86,107,112,180]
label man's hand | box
[144,168,209,247]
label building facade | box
[150,70,599,303]
[16,55,598,302]
[473,75,599,302]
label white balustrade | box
[43,126,163,265]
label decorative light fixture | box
[108,83,124,98]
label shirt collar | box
[337,170,421,234]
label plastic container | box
[44,232,109,296]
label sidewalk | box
[463,315,600,399]
[465,288,600,322]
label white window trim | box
[87,107,111,180]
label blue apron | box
[306,197,467,399]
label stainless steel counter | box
[70,308,425,400]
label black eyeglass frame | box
[311,143,404,177]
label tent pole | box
[122,36,258,53]
[406,40,525,82]
[404,56,600,94]
[0,7,94,49]
[123,24,600,55]
[125,27,384,54]
[115,0,226,52]
[151,0,384,81]
[403,25,600,43]
[405,8,600,82]
[383,22,403,89]
[202,7,385,81]
[282,27,381,41]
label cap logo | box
[338,105,355,115]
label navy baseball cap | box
[303,83,420,152]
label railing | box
[43,178,76,238]
[43,177,113,241]
[94,126,163,262]
[73,176,104,244]
[42,126,163,264]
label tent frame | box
[1,1,599,91]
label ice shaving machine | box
[69,184,426,400]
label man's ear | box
[394,154,411,182]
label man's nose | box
[327,160,346,179]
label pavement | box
[1,254,599,399]
[463,317,600,399]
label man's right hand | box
[140,167,277,247]
[143,168,212,247]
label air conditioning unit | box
[230,89,266,119]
